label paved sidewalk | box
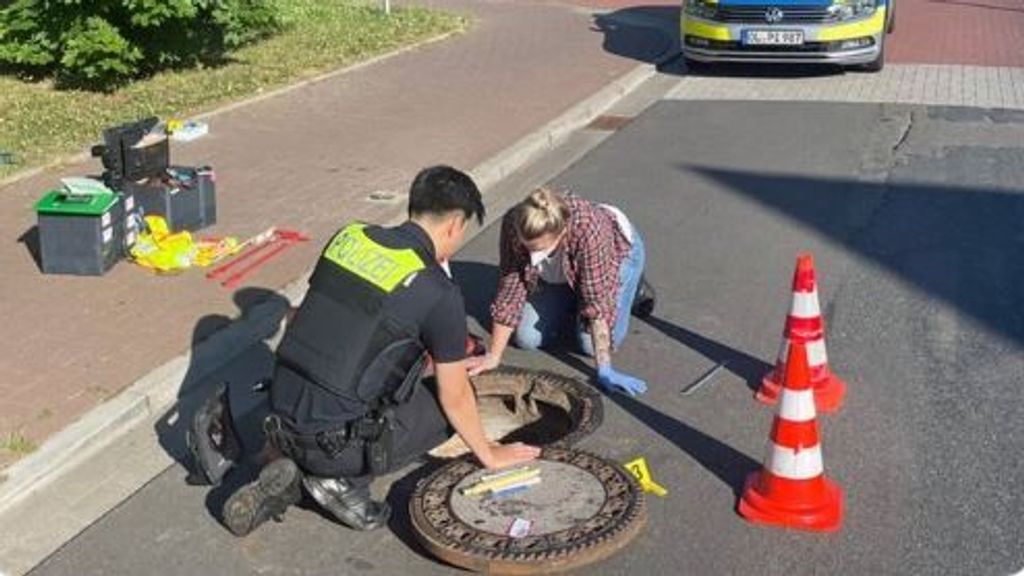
[0,0,673,470]
[668,64,1024,110]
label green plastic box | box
[35,190,121,276]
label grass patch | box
[0,0,467,180]
[0,431,38,456]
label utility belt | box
[264,408,394,476]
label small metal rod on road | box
[681,361,727,396]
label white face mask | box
[529,245,558,267]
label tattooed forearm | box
[591,318,612,368]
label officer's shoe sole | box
[222,458,302,537]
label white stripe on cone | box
[775,338,829,369]
[767,442,824,480]
[778,389,817,422]
[807,338,828,367]
[789,290,821,319]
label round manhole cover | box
[430,368,603,458]
[410,448,647,574]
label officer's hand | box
[467,353,501,377]
[483,442,541,470]
[596,365,648,397]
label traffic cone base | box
[738,470,843,533]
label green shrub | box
[0,0,281,91]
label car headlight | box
[829,0,877,20]
[684,0,718,20]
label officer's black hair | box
[408,165,485,226]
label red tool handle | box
[221,241,294,289]
[206,239,279,280]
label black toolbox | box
[124,166,217,232]
[92,117,216,232]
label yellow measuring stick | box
[461,468,541,497]
[480,465,538,483]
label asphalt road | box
[30,100,1024,575]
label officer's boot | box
[632,275,657,318]
[302,476,391,531]
[222,458,302,537]
[186,382,242,486]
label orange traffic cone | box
[739,340,843,532]
[757,253,846,413]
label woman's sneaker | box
[222,458,302,536]
[632,275,657,318]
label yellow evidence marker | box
[624,457,668,497]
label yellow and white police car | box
[681,0,895,71]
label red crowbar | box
[220,230,310,289]
[206,227,277,280]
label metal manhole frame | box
[410,447,647,575]
[468,367,604,450]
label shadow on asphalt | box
[641,316,772,393]
[385,458,454,564]
[154,287,287,484]
[591,5,681,71]
[685,164,1024,350]
[17,226,43,272]
[451,260,499,332]
[549,349,760,496]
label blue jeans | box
[514,231,646,357]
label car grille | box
[714,5,836,23]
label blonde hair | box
[512,187,570,241]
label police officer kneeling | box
[223,166,541,536]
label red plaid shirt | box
[490,193,632,331]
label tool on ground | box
[758,252,846,413]
[738,340,844,532]
[681,361,727,396]
[488,476,542,500]
[624,457,668,497]
[461,467,541,497]
[205,227,277,279]
[220,230,309,289]
[205,228,308,289]
[480,465,536,483]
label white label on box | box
[102,227,113,243]
[101,212,111,227]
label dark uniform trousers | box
[291,378,454,488]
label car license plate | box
[742,30,805,46]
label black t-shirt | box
[271,221,467,432]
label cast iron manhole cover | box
[429,368,604,458]
[410,447,647,574]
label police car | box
[681,0,895,71]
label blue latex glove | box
[596,365,648,397]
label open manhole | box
[410,447,647,574]
[429,368,604,458]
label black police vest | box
[274,223,436,422]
